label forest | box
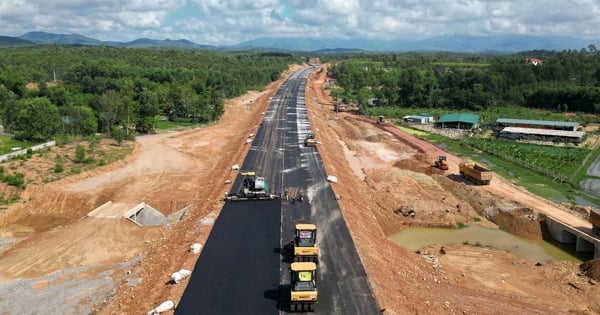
[326,46,600,117]
[0,46,297,142]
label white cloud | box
[0,0,599,45]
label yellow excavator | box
[292,224,319,263]
[289,261,318,312]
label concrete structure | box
[545,216,600,258]
[0,140,56,163]
[87,200,186,226]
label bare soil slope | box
[0,64,598,314]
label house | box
[367,98,380,106]
[403,113,435,124]
[525,57,544,66]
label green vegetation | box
[456,221,468,229]
[0,46,299,142]
[328,48,600,115]
[464,137,589,183]
[0,136,35,155]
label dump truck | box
[435,155,449,170]
[590,208,600,236]
[459,162,492,185]
[291,224,318,263]
[289,262,318,312]
[304,134,317,147]
[224,171,281,201]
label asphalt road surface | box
[176,67,379,314]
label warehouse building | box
[496,118,584,143]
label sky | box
[1,0,600,45]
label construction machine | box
[304,134,317,147]
[435,155,449,170]
[224,171,281,201]
[289,262,318,312]
[291,224,318,263]
[459,162,492,185]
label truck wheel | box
[309,303,315,312]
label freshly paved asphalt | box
[176,67,380,314]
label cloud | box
[0,0,599,45]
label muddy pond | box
[389,224,592,263]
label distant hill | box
[0,35,34,46]
[19,31,102,45]
[236,35,599,52]
[0,31,598,52]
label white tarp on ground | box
[147,300,175,315]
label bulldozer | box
[289,262,318,312]
[304,134,317,147]
[224,171,281,201]
[291,224,318,263]
[434,155,449,170]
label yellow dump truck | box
[590,208,600,236]
[459,162,492,185]
[290,262,318,312]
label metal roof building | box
[499,127,584,141]
[496,118,578,131]
[436,113,480,129]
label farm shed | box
[496,118,578,132]
[498,127,584,143]
[435,113,480,130]
[403,114,435,124]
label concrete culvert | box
[125,202,186,226]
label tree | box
[14,97,61,141]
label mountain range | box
[1,31,598,53]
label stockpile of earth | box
[580,258,600,281]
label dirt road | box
[0,64,598,314]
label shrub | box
[456,221,468,229]
[54,163,64,173]
[74,145,86,163]
[3,173,26,189]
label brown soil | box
[0,64,599,314]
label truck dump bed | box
[459,162,492,185]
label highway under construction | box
[175,67,379,314]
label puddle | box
[389,224,587,263]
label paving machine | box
[291,224,318,263]
[289,262,318,312]
[224,171,281,201]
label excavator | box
[291,224,319,263]
[224,171,281,201]
[289,262,318,312]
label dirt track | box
[0,64,599,314]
